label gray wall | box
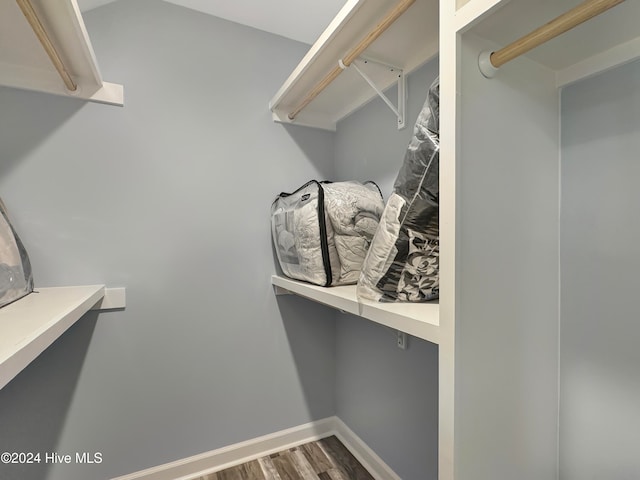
[0,1,337,479]
[456,34,560,480]
[560,58,640,479]
[334,59,440,480]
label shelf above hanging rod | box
[478,0,626,78]
[0,0,124,105]
[269,0,438,131]
[287,0,416,121]
[15,0,77,91]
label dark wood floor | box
[192,435,375,480]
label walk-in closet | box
[0,0,638,479]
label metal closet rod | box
[480,0,625,77]
[15,0,77,91]
[288,0,415,121]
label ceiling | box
[77,0,348,45]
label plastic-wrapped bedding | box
[0,198,34,308]
[271,180,384,287]
[357,77,440,302]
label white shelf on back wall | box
[0,285,126,390]
[272,275,439,345]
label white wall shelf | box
[272,275,439,345]
[0,285,126,390]
[269,0,438,131]
[0,0,123,105]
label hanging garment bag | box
[0,198,34,308]
[357,77,440,302]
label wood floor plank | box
[318,436,375,480]
[241,460,266,480]
[289,448,319,479]
[215,465,244,480]
[271,452,301,480]
[258,457,283,480]
[324,469,348,480]
[300,442,333,473]
[314,441,337,470]
[188,436,375,480]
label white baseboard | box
[332,417,402,480]
[110,416,400,480]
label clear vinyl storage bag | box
[0,198,34,308]
[271,180,384,287]
[357,77,440,302]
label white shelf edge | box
[272,275,439,345]
[0,284,124,390]
[268,0,366,112]
[453,0,507,33]
[0,62,124,106]
[91,287,126,310]
[556,35,640,88]
[86,81,124,106]
[271,109,337,132]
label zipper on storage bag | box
[316,182,332,287]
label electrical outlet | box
[397,330,408,350]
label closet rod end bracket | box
[478,51,499,78]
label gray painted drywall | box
[0,1,337,479]
[455,34,559,480]
[560,58,640,480]
[333,59,440,479]
[334,314,439,480]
